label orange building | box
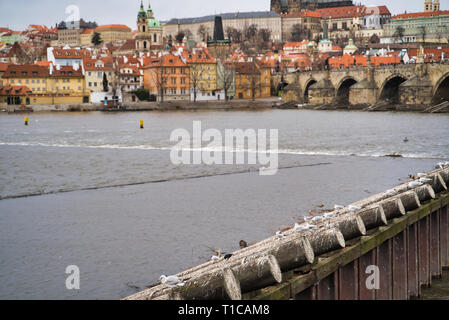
[143,53,190,101]
[329,54,401,69]
[234,60,271,100]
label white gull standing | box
[159,275,185,287]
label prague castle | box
[270,0,354,14]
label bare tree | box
[198,25,208,42]
[419,26,426,43]
[240,60,262,102]
[189,63,205,103]
[111,56,122,107]
[244,25,258,43]
[394,26,405,44]
[215,46,235,101]
[226,27,242,43]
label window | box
[37,80,40,83]
[89,82,92,87]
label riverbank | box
[0,98,277,113]
[2,97,449,113]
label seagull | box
[294,223,316,232]
[437,162,445,169]
[324,212,336,219]
[444,161,449,166]
[408,181,423,188]
[417,173,426,178]
[312,216,324,222]
[160,275,185,287]
[419,177,432,183]
[334,205,345,210]
[211,255,221,261]
[348,205,361,211]
[386,189,397,196]
[276,231,286,239]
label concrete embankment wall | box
[1,99,277,113]
[124,167,449,300]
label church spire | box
[138,0,146,18]
[147,0,154,18]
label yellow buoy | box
[24,117,29,126]
[140,120,144,129]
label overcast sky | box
[0,0,435,30]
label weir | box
[124,166,449,300]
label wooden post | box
[359,251,376,300]
[418,216,430,288]
[376,239,392,300]
[392,231,408,300]
[440,205,449,268]
[339,260,358,300]
[430,211,441,278]
[407,223,419,298]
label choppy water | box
[0,110,448,299]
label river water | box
[0,110,448,300]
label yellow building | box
[80,29,94,47]
[95,25,132,44]
[83,56,115,92]
[182,48,219,100]
[2,64,89,104]
[234,61,271,100]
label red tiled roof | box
[52,65,83,77]
[83,56,113,71]
[316,5,365,19]
[393,10,449,19]
[281,10,321,18]
[95,24,131,32]
[3,64,49,78]
[0,85,32,96]
[82,29,94,35]
[182,47,216,64]
[118,39,136,51]
[143,53,188,68]
[365,6,391,16]
[0,62,12,72]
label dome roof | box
[147,18,161,28]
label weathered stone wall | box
[278,63,449,106]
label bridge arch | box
[433,72,449,104]
[303,79,317,103]
[335,77,357,105]
[379,74,408,104]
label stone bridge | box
[280,63,449,109]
